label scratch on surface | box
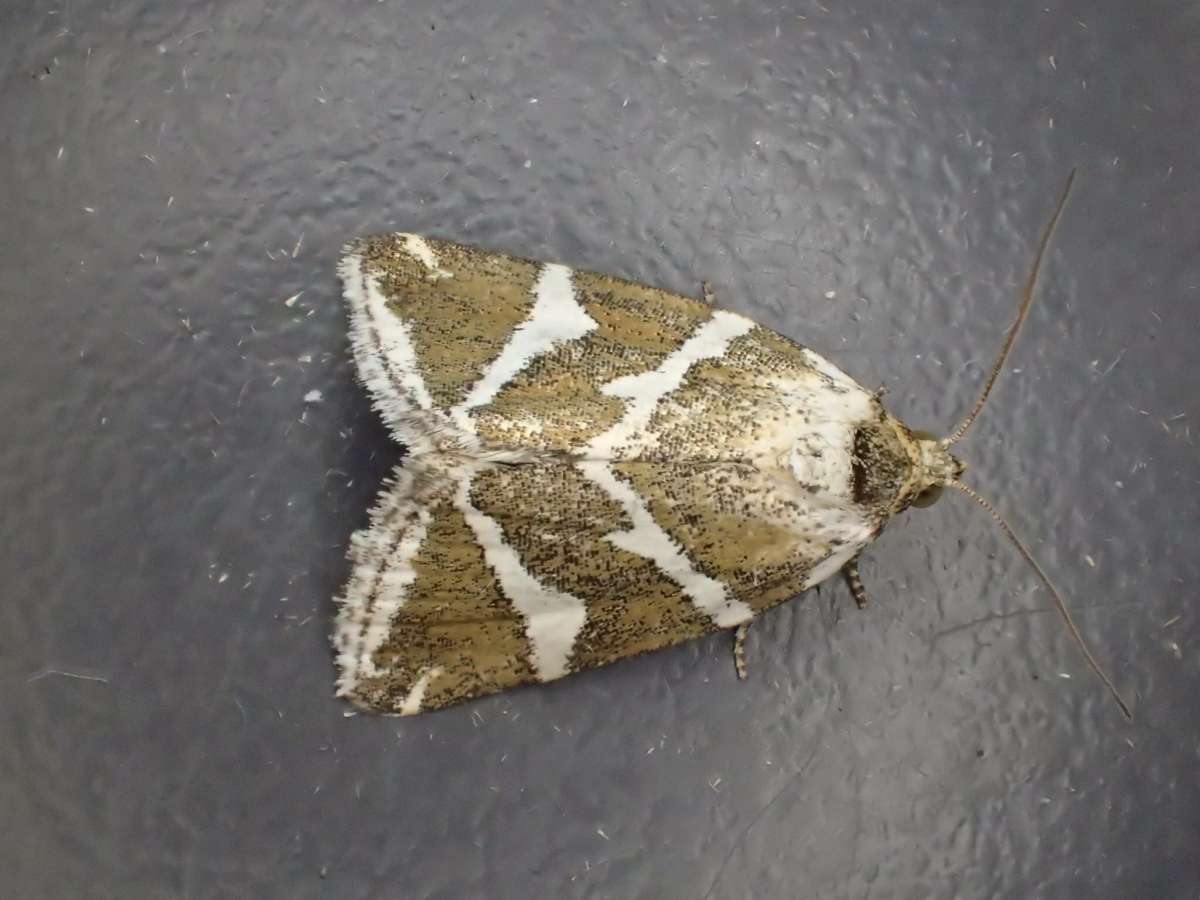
[28,668,109,685]
[1099,348,1126,377]
[701,743,823,900]
[931,599,1143,645]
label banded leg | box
[701,280,717,305]
[843,556,869,609]
[732,623,749,680]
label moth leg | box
[732,623,749,680]
[844,556,869,609]
[701,280,717,305]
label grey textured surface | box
[2,1,1197,897]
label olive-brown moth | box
[332,172,1130,719]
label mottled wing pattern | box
[335,234,881,714]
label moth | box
[332,171,1130,719]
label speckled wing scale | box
[334,233,945,715]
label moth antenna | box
[949,479,1132,720]
[943,169,1077,446]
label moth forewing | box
[335,171,1129,719]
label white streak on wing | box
[790,424,849,492]
[333,468,433,696]
[577,312,758,627]
[450,263,597,432]
[356,507,432,678]
[802,543,861,591]
[453,471,586,681]
[786,383,873,492]
[806,504,875,555]
[578,461,753,628]
[589,310,756,456]
[355,269,436,412]
[801,347,860,390]
[339,250,436,449]
[399,666,443,716]
[339,510,433,692]
[333,469,413,686]
[774,378,875,586]
[400,233,453,279]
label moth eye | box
[911,484,945,508]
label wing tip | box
[338,246,443,451]
[332,654,438,718]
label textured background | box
[2,1,1197,897]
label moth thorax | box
[849,416,917,517]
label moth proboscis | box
[333,169,1131,720]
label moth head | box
[908,429,965,508]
